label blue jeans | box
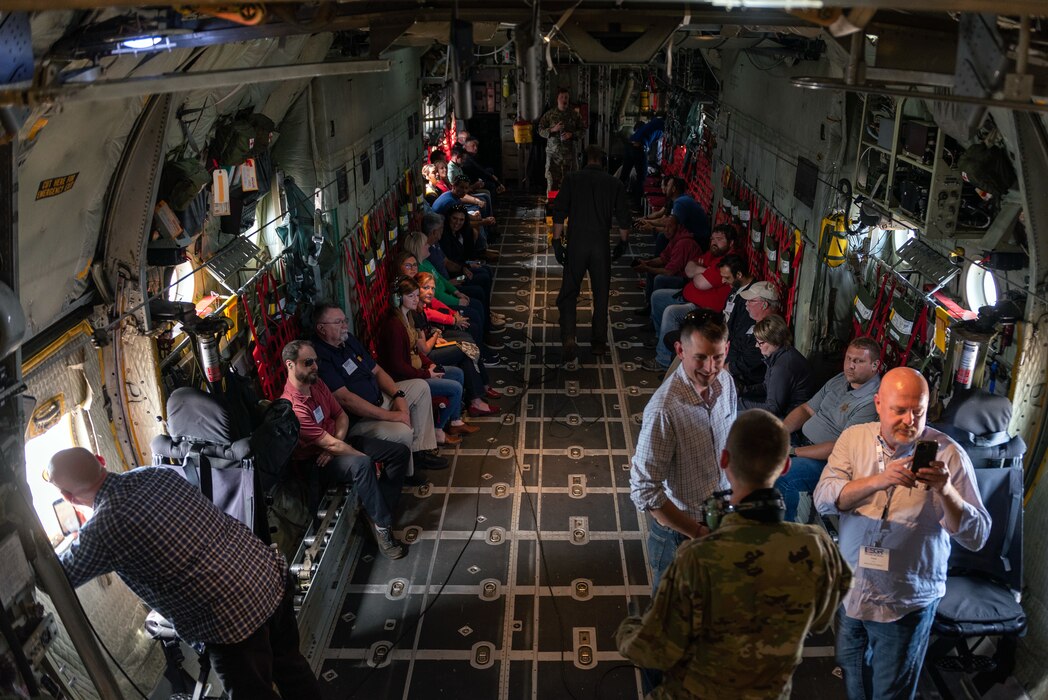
[651,291,695,367]
[837,602,939,700]
[425,368,464,428]
[644,273,686,304]
[774,457,827,523]
[325,437,410,529]
[646,517,689,594]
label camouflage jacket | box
[616,506,852,700]
[538,107,586,157]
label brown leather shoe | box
[446,423,480,436]
[437,433,463,446]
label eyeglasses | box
[403,262,419,269]
[755,338,769,347]
[300,358,317,367]
[318,318,348,326]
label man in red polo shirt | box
[680,223,736,310]
[281,339,410,559]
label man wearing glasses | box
[280,340,410,559]
[310,302,446,478]
[630,309,737,592]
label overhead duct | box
[450,18,474,121]
[556,12,683,64]
[514,20,543,120]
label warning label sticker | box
[36,173,78,200]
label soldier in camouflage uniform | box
[617,409,852,700]
[538,87,587,193]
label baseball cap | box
[739,281,779,302]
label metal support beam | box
[791,77,1048,114]
[0,59,390,107]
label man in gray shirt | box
[775,336,882,521]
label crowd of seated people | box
[627,201,818,430]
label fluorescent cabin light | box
[122,37,163,50]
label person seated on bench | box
[281,339,410,559]
[774,336,881,522]
[46,447,323,700]
[376,277,470,446]
[739,314,813,419]
[311,301,447,477]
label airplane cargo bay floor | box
[315,193,848,700]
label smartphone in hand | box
[911,440,938,474]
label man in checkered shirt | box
[47,448,322,699]
[630,309,738,593]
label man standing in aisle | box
[552,145,631,363]
[630,309,737,592]
[538,87,587,193]
[814,367,990,700]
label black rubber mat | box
[315,192,845,700]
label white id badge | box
[312,405,324,423]
[342,357,359,376]
[859,546,890,571]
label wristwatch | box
[788,446,797,457]
[393,390,406,399]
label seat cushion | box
[934,575,1027,636]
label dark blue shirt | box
[59,468,286,645]
[739,345,814,418]
[631,117,665,149]
[315,335,382,406]
[432,191,465,216]
[428,244,449,278]
[671,194,711,251]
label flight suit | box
[616,498,853,700]
[538,106,587,192]
[551,165,630,348]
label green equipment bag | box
[212,112,276,166]
[159,156,210,211]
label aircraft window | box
[24,412,79,546]
[167,261,197,304]
[965,263,998,310]
[892,229,916,251]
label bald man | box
[47,448,322,699]
[813,368,990,700]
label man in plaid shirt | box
[47,447,322,699]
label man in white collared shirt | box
[814,367,990,700]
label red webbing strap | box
[898,303,929,367]
[868,273,897,342]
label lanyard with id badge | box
[859,441,893,572]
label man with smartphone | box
[813,367,990,700]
